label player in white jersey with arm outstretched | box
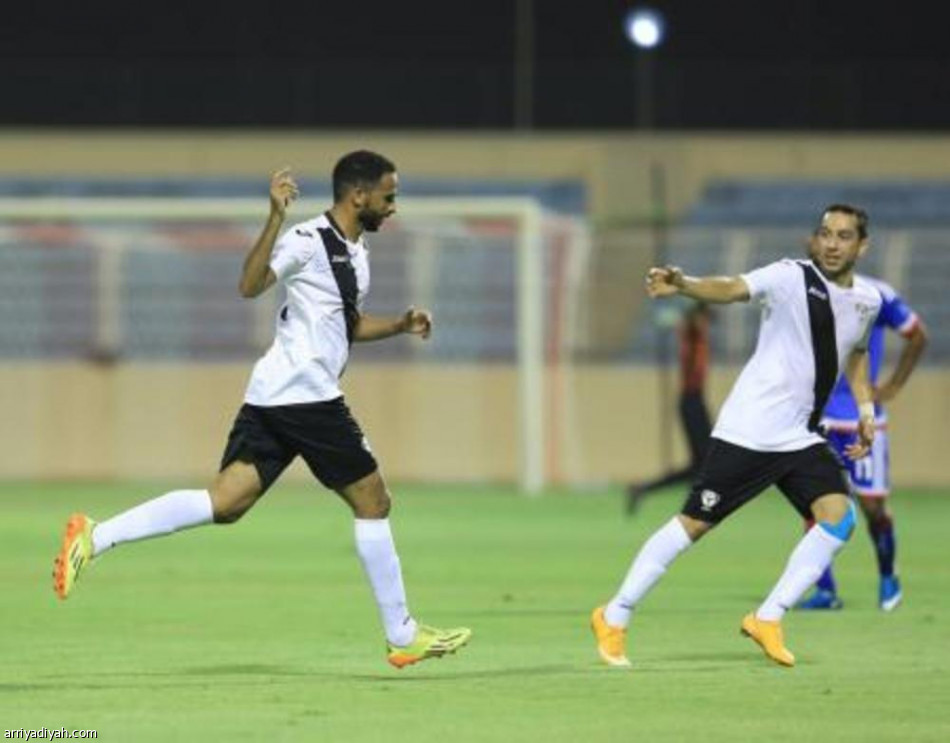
[591,204,881,668]
[53,151,471,669]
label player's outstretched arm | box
[353,307,433,342]
[646,266,750,304]
[844,349,875,460]
[239,168,299,298]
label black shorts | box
[219,397,378,493]
[681,438,849,524]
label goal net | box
[0,196,592,492]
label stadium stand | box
[627,180,950,362]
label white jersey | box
[712,259,881,452]
[244,213,370,406]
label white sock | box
[757,525,846,621]
[354,518,417,647]
[605,517,693,628]
[91,489,214,557]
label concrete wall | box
[4,363,946,487]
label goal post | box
[0,195,586,493]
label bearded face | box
[357,205,387,232]
[354,172,398,233]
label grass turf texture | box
[2,482,948,742]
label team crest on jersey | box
[855,302,875,320]
[807,286,829,301]
[699,489,720,512]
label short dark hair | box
[332,150,396,202]
[821,203,869,240]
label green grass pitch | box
[2,482,948,741]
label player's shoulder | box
[278,215,330,257]
[745,257,803,279]
[769,257,814,283]
[852,276,884,317]
[855,273,898,299]
[773,257,817,276]
[741,258,809,298]
[285,215,326,242]
[771,258,807,269]
[854,274,897,305]
[857,274,899,302]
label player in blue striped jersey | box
[799,260,928,611]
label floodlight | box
[624,8,665,49]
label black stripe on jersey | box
[800,263,838,432]
[317,225,360,346]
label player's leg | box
[601,513,709,629]
[757,492,854,622]
[592,512,706,667]
[860,494,901,609]
[52,463,260,600]
[292,399,415,648]
[854,429,901,609]
[53,404,289,599]
[334,469,471,667]
[336,469,416,647]
[795,515,843,609]
[337,469,412,644]
[596,439,774,667]
[92,401,290,548]
[797,430,854,610]
[795,513,842,608]
[295,397,469,667]
[93,464,259,552]
[747,446,856,666]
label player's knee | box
[208,488,255,524]
[209,462,262,524]
[213,506,244,524]
[212,500,250,524]
[818,500,857,541]
[341,470,392,519]
[858,494,887,520]
[354,490,391,519]
[678,514,712,542]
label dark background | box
[4,0,948,130]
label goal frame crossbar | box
[0,196,546,493]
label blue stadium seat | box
[685,180,950,228]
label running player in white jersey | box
[591,204,881,668]
[798,252,928,611]
[53,151,471,669]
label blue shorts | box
[824,427,890,497]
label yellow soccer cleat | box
[740,613,795,667]
[53,513,96,600]
[590,605,631,668]
[387,624,472,669]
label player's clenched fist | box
[402,306,433,340]
[645,266,684,298]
